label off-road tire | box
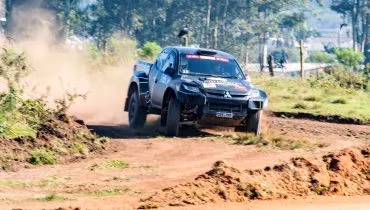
[165,97,182,136]
[246,110,263,135]
[128,90,147,129]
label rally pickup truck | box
[124,46,268,136]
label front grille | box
[205,90,248,98]
[207,102,244,113]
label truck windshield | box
[180,54,245,79]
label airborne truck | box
[124,47,268,136]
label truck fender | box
[124,72,149,111]
[161,87,177,109]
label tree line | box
[4,0,370,62]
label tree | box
[335,48,365,68]
[331,0,370,54]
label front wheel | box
[246,110,263,135]
[128,90,147,129]
[165,97,182,136]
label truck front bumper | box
[177,90,266,126]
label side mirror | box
[164,67,175,76]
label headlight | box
[250,88,260,98]
[183,84,200,93]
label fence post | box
[299,40,304,80]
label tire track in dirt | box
[0,116,369,209]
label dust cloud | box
[8,5,133,125]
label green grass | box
[253,76,370,123]
[105,160,129,169]
[28,148,58,165]
[230,133,325,150]
[0,111,36,139]
[34,194,66,202]
[89,187,139,197]
[0,180,32,188]
[90,159,129,171]
[69,142,89,155]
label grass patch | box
[0,180,32,188]
[105,160,129,169]
[69,142,89,155]
[39,175,69,187]
[89,187,139,197]
[303,95,322,102]
[331,98,348,104]
[90,159,129,171]
[231,133,323,150]
[34,194,66,202]
[28,148,58,165]
[253,76,370,123]
[293,102,309,109]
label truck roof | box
[166,46,235,59]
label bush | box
[138,41,162,61]
[334,48,364,68]
[310,65,366,90]
[108,36,137,62]
[307,51,336,64]
[29,148,58,165]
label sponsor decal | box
[204,80,238,87]
[186,54,229,62]
[203,83,217,88]
[235,84,248,91]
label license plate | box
[216,112,233,118]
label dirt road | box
[0,116,369,209]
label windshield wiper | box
[183,72,219,77]
[219,75,238,79]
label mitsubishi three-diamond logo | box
[224,91,232,98]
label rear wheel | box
[165,97,182,136]
[246,110,263,135]
[128,90,147,129]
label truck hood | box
[180,75,253,94]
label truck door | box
[151,51,176,107]
[149,50,168,108]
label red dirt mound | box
[0,113,107,171]
[138,146,370,209]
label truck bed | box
[135,60,152,75]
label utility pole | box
[299,40,304,80]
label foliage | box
[231,133,321,150]
[34,194,66,202]
[28,148,58,165]
[7,0,323,60]
[334,48,365,68]
[70,142,89,155]
[330,0,369,56]
[0,48,29,85]
[364,64,370,90]
[89,187,136,197]
[90,159,129,170]
[108,36,138,62]
[310,65,366,90]
[253,74,370,123]
[0,48,107,169]
[138,42,162,61]
[307,51,336,64]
